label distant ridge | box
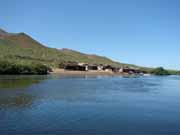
[0,28,7,34]
[0,28,10,37]
[0,28,23,38]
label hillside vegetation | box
[0,61,50,75]
[0,28,137,68]
[0,28,179,75]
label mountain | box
[0,28,7,35]
[0,28,138,68]
[0,28,13,37]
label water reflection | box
[0,75,107,108]
[0,93,34,108]
[0,75,48,108]
[0,75,47,89]
[0,75,163,109]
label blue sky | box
[0,0,180,69]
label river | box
[0,75,180,135]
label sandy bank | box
[51,69,127,76]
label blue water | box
[0,75,180,135]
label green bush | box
[0,61,51,75]
[175,71,180,75]
[151,67,170,75]
[32,64,50,75]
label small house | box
[103,65,114,72]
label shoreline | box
[50,69,129,76]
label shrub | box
[32,64,50,75]
[151,67,170,75]
[0,61,51,75]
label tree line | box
[151,67,180,75]
[0,61,51,75]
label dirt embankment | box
[51,69,127,76]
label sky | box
[0,0,180,69]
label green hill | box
[0,28,179,75]
[0,28,138,68]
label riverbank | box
[53,67,180,76]
[51,68,129,76]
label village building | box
[59,62,105,72]
[97,64,104,71]
[58,61,143,75]
[88,64,103,71]
[103,65,114,72]
[119,67,141,74]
